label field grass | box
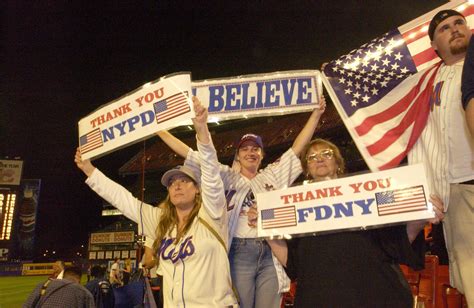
[0,275,89,308]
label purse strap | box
[198,217,227,250]
[197,217,239,303]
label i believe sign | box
[256,164,434,237]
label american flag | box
[375,185,427,216]
[153,91,191,124]
[322,2,474,171]
[79,128,103,154]
[261,206,297,229]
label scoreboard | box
[0,190,17,241]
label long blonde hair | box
[152,192,202,258]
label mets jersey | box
[185,147,302,292]
[86,139,237,308]
[408,61,474,210]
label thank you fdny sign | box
[78,73,193,160]
[256,164,434,237]
[191,70,322,121]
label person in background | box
[85,265,115,308]
[408,10,474,305]
[87,264,92,282]
[75,97,238,307]
[50,260,65,280]
[256,138,445,307]
[142,236,162,308]
[24,266,95,307]
[122,258,132,285]
[109,257,122,287]
[156,96,326,308]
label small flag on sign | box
[261,206,297,229]
[375,185,427,216]
[154,91,191,124]
[80,128,103,154]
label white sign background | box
[256,164,434,237]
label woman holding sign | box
[156,97,326,308]
[75,98,238,307]
[262,138,445,307]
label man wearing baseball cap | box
[408,9,474,305]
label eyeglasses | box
[306,149,334,162]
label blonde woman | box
[75,97,237,307]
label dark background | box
[2,0,447,258]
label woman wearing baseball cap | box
[75,97,238,307]
[156,96,326,308]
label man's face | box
[431,16,471,60]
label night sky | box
[2,0,447,258]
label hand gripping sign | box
[78,73,193,160]
[256,164,434,238]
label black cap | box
[428,9,465,41]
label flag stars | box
[351,100,358,107]
[380,80,388,87]
[339,77,346,84]
[394,52,403,61]
[345,88,353,95]
[371,79,378,85]
[362,94,371,103]
[371,63,379,71]
[363,85,370,92]
[347,80,353,87]
[391,63,400,70]
[371,88,379,95]
[382,58,390,66]
[400,67,409,74]
[353,92,361,99]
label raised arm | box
[156,130,191,158]
[192,97,226,219]
[291,95,326,156]
[74,148,159,237]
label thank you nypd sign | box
[78,73,193,160]
[256,164,434,237]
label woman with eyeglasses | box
[263,138,445,307]
[75,98,238,307]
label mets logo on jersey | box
[430,81,444,111]
[160,236,195,263]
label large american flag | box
[375,185,427,216]
[322,1,474,171]
[261,206,297,229]
[79,128,103,154]
[153,91,191,124]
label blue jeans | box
[229,238,280,308]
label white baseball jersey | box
[408,61,474,210]
[185,147,302,292]
[86,138,237,308]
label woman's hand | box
[247,203,258,228]
[191,96,210,144]
[74,147,96,177]
[192,96,208,127]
